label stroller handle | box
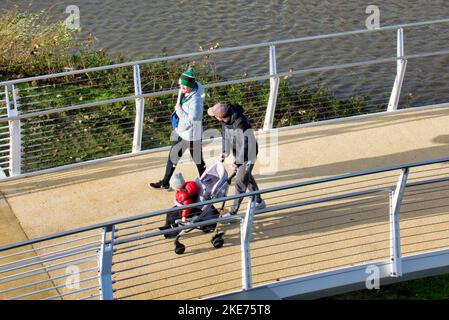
[219,156,238,184]
[227,170,237,184]
[220,166,238,211]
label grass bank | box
[328,273,449,300]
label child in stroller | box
[158,172,212,238]
[159,162,233,254]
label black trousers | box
[162,135,206,184]
[165,207,202,227]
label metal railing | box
[0,232,102,300]
[1,18,449,177]
[1,156,449,299]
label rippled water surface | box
[2,0,449,106]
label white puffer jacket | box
[175,82,205,141]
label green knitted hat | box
[179,67,196,88]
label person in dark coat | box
[207,102,266,216]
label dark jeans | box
[162,135,206,185]
[164,207,202,227]
[231,162,262,213]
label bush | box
[0,7,118,80]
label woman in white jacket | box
[150,68,206,190]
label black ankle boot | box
[149,180,171,191]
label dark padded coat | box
[221,104,258,166]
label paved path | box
[1,107,449,299]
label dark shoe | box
[164,232,179,239]
[201,224,216,233]
[159,225,178,239]
[149,180,171,191]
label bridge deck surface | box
[1,107,449,299]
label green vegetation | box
[1,7,376,174]
[328,274,449,300]
[0,7,120,79]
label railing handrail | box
[2,47,449,123]
[2,155,449,252]
[1,17,449,87]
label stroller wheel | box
[212,238,224,249]
[211,235,224,249]
[174,241,186,255]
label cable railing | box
[0,19,449,177]
[1,156,449,300]
[0,231,102,300]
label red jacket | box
[175,181,199,218]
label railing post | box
[263,45,280,131]
[5,85,22,176]
[387,28,407,112]
[98,225,114,300]
[132,64,145,153]
[389,168,408,277]
[240,196,256,290]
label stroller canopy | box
[197,162,228,198]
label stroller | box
[171,161,236,255]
